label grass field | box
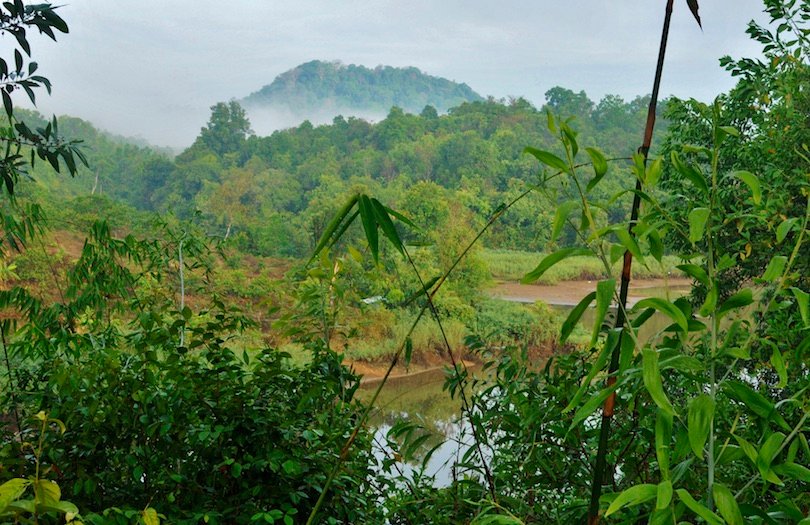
[481,248,684,283]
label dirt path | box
[488,278,691,306]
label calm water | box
[360,283,691,486]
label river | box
[359,278,691,486]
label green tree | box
[197,101,253,158]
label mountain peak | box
[241,60,482,132]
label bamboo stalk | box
[586,1,675,522]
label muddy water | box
[360,280,692,486]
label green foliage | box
[0,3,86,195]
[242,60,483,116]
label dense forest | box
[241,60,483,127]
[0,1,808,524]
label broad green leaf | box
[634,298,688,332]
[560,291,596,344]
[39,500,79,516]
[712,484,743,525]
[0,478,30,511]
[142,507,160,525]
[717,288,753,320]
[671,151,708,195]
[642,348,675,416]
[34,479,60,505]
[552,201,578,242]
[655,410,673,479]
[776,218,797,244]
[585,147,608,191]
[687,394,714,459]
[614,228,645,264]
[761,256,787,281]
[591,279,615,346]
[688,207,710,243]
[656,480,673,510]
[524,147,569,174]
[791,287,809,327]
[605,483,657,516]
[732,170,761,205]
[522,248,591,284]
[770,347,787,388]
[676,489,723,525]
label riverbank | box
[489,277,691,306]
[348,277,692,381]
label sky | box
[19,1,770,149]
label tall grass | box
[481,248,684,283]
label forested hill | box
[241,60,483,132]
[23,88,658,259]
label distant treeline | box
[21,88,660,258]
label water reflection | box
[360,281,691,486]
[360,367,474,487]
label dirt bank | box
[488,278,691,306]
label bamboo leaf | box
[770,347,787,388]
[646,157,663,187]
[370,198,405,256]
[717,288,753,319]
[687,394,714,459]
[591,279,615,346]
[570,383,618,429]
[656,480,673,510]
[677,263,709,287]
[605,483,657,517]
[633,298,688,332]
[564,327,618,412]
[524,147,569,174]
[676,489,723,525]
[358,195,379,262]
[712,484,743,525]
[560,291,596,344]
[585,147,608,191]
[522,248,591,284]
[642,348,675,416]
[614,228,645,264]
[655,410,672,479]
[552,201,578,242]
[671,151,708,195]
[725,381,790,430]
[773,462,810,482]
[309,194,358,263]
[790,287,808,327]
[648,229,664,262]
